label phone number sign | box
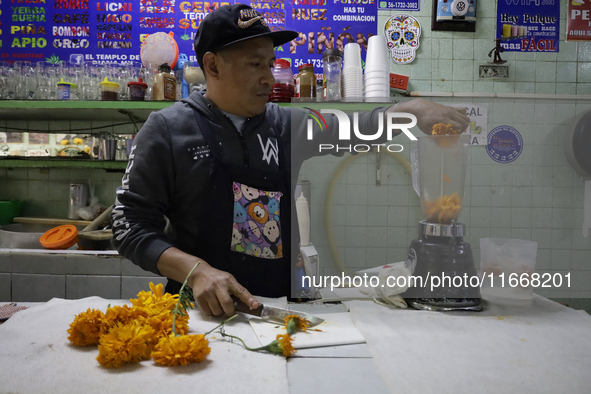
[378,0,419,12]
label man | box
[112,4,469,317]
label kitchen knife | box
[232,297,325,328]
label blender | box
[403,134,482,311]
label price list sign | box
[377,0,419,12]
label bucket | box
[0,200,23,225]
[40,225,82,250]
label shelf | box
[0,100,174,122]
[0,158,127,170]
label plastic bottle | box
[269,59,294,103]
[152,63,176,101]
[296,192,310,247]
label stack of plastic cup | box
[364,35,390,102]
[342,43,363,101]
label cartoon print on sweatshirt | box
[232,181,282,259]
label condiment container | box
[322,49,343,101]
[127,78,148,101]
[100,78,120,101]
[295,63,316,98]
[268,59,294,103]
[153,63,176,101]
[57,78,77,100]
[296,192,310,246]
[40,225,82,250]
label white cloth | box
[344,295,591,394]
[0,297,288,394]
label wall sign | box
[496,0,560,52]
[1,1,377,82]
[378,0,419,12]
[384,14,421,64]
[567,1,591,41]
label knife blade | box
[232,297,325,328]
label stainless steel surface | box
[261,304,325,327]
[418,220,465,237]
[0,223,114,250]
[408,299,483,312]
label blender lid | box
[322,49,343,59]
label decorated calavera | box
[384,14,421,65]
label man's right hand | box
[189,261,259,317]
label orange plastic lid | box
[40,225,79,249]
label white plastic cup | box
[365,35,388,71]
[343,43,363,70]
[479,238,538,307]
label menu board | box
[1,0,377,77]
[496,0,560,53]
[566,0,591,42]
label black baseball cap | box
[194,4,298,68]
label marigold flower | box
[152,334,211,366]
[269,333,296,357]
[103,305,147,330]
[67,308,106,347]
[60,139,69,145]
[73,138,84,145]
[284,314,310,335]
[143,311,189,340]
[130,282,179,316]
[97,320,156,368]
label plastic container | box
[418,134,469,224]
[269,59,294,103]
[322,49,342,101]
[57,78,77,100]
[296,192,310,246]
[295,63,316,98]
[100,78,119,101]
[140,31,179,73]
[127,78,148,101]
[0,200,23,225]
[480,238,538,306]
[40,225,82,250]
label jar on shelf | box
[269,59,294,103]
[295,63,316,98]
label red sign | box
[567,1,591,41]
[390,73,409,92]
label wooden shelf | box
[0,158,127,170]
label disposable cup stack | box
[342,43,363,102]
[364,35,390,102]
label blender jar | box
[418,134,469,224]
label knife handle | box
[231,295,264,317]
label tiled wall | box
[299,1,591,310]
[0,167,122,218]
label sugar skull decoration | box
[384,14,421,65]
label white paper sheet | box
[249,312,366,349]
[0,297,289,394]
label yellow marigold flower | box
[284,314,310,335]
[73,138,84,145]
[83,146,91,154]
[270,333,296,357]
[143,311,189,340]
[97,321,156,368]
[152,334,211,366]
[67,308,106,347]
[60,139,69,145]
[130,282,179,316]
[104,305,147,330]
